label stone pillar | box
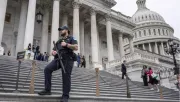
[40,9,49,53]
[50,0,60,51]
[142,43,146,50]
[129,37,134,53]
[118,33,125,58]
[148,43,152,52]
[160,42,165,55]
[24,0,37,49]
[0,0,8,53]
[106,15,114,61]
[73,2,80,53]
[90,8,99,64]
[62,12,68,26]
[80,19,85,55]
[16,0,28,54]
[154,42,158,54]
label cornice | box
[133,22,174,32]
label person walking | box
[121,60,127,79]
[147,67,159,92]
[141,65,148,86]
[38,26,78,102]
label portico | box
[0,0,134,68]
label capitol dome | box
[126,0,179,57]
[132,0,165,24]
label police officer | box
[38,26,78,102]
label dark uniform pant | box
[122,72,126,79]
[44,58,74,99]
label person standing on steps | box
[81,56,86,68]
[38,26,78,102]
[121,60,127,79]
[141,65,148,86]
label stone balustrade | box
[106,52,159,70]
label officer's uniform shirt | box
[53,35,77,59]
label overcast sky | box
[112,0,180,39]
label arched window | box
[152,15,155,20]
[154,29,156,35]
[138,16,140,21]
[135,18,136,21]
[149,15,151,20]
[144,30,146,36]
[158,29,160,35]
[162,29,165,35]
[142,16,144,20]
[149,29,151,35]
[166,30,168,35]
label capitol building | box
[0,0,179,89]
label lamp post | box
[164,39,180,88]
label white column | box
[23,0,37,49]
[118,33,125,58]
[0,0,8,46]
[154,42,158,54]
[90,9,99,64]
[106,15,114,61]
[80,20,85,55]
[62,12,68,26]
[73,2,80,53]
[40,9,49,53]
[129,37,134,53]
[50,0,60,51]
[149,43,152,52]
[16,0,28,54]
[143,43,146,50]
[160,42,165,55]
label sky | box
[112,0,180,39]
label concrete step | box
[0,93,179,102]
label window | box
[163,29,165,35]
[166,30,168,35]
[158,29,160,35]
[48,25,51,33]
[149,29,151,35]
[154,29,156,35]
[135,32,137,38]
[149,15,151,20]
[5,13,11,23]
[142,16,144,20]
[152,15,155,19]
[144,30,146,36]
[139,31,141,37]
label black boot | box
[60,99,68,102]
[38,90,51,95]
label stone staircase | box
[0,55,179,102]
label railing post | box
[29,60,36,94]
[95,68,100,96]
[14,60,21,93]
[126,75,131,98]
[159,72,164,99]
